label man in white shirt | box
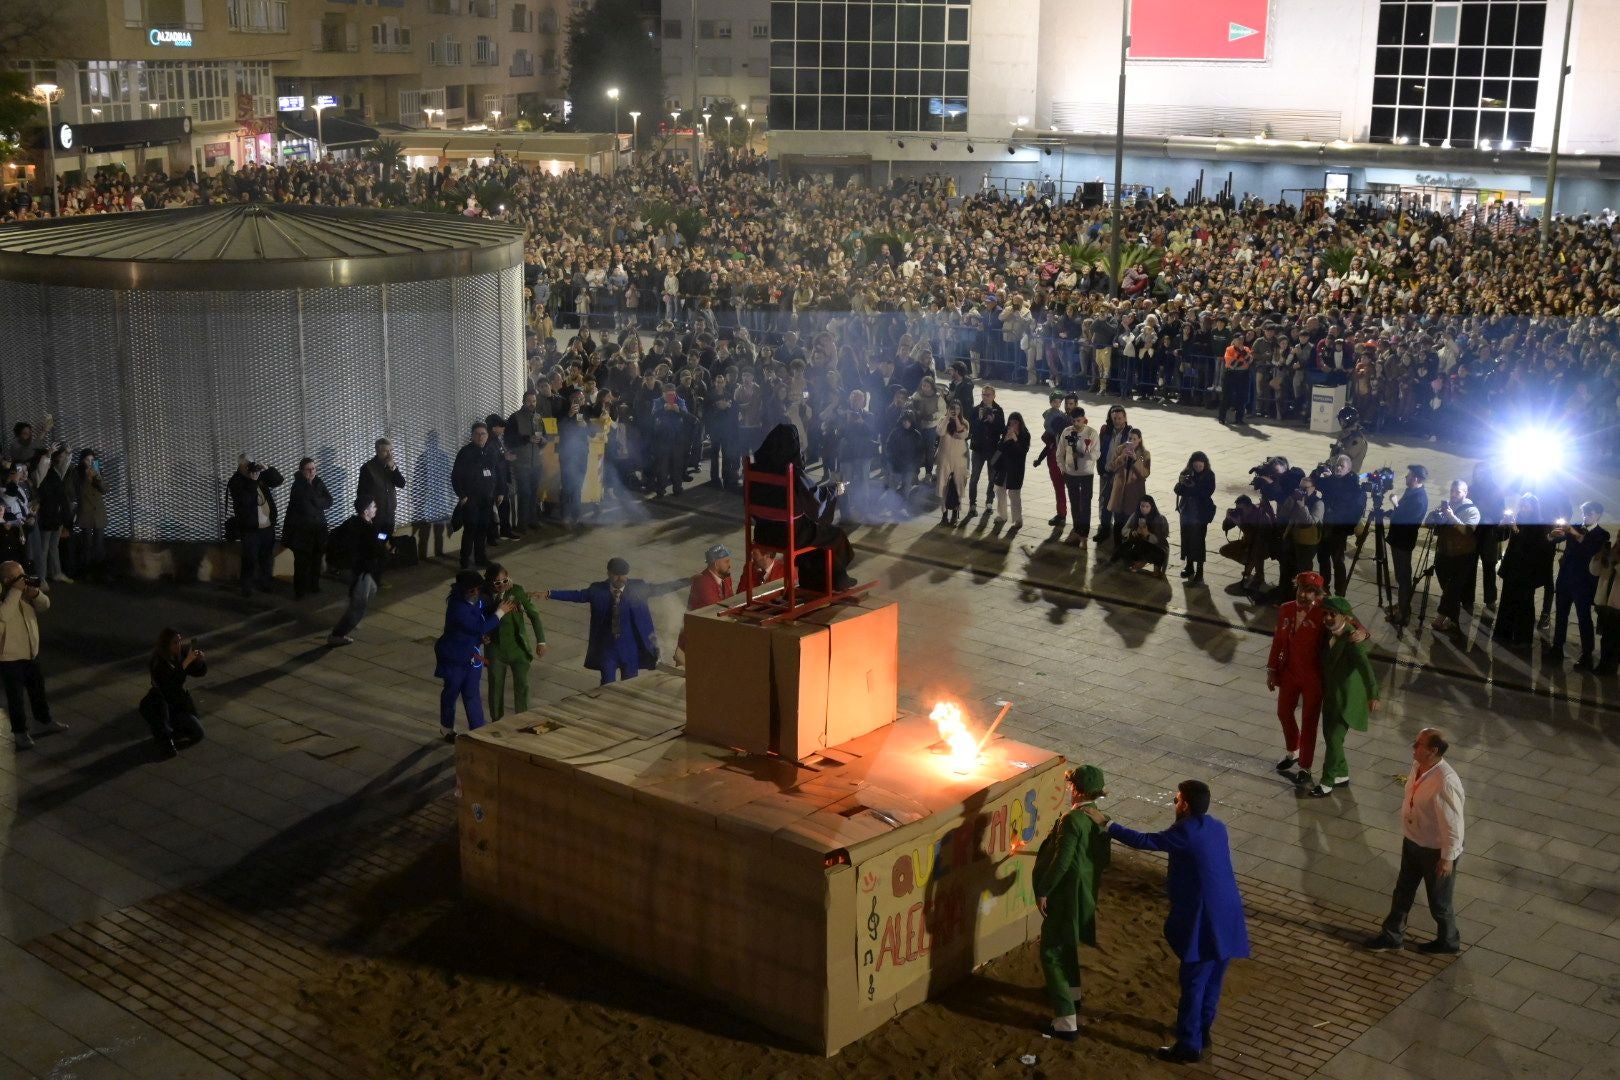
[1365,727,1465,953]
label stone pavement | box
[2,388,1618,1078]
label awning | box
[516,151,582,163]
[279,114,380,148]
[441,137,501,157]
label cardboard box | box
[683,598,899,761]
[457,671,1066,1055]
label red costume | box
[1268,599,1327,770]
[739,554,786,592]
[676,569,735,652]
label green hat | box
[1066,764,1107,797]
[1323,596,1354,616]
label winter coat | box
[1321,631,1378,732]
[1592,542,1620,611]
[1056,425,1100,478]
[69,469,107,531]
[1104,444,1151,514]
[281,474,334,550]
[990,426,1031,491]
[1172,468,1216,525]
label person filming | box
[1426,479,1480,632]
[1549,502,1609,669]
[141,628,206,758]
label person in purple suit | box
[1083,779,1250,1065]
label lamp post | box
[32,82,63,216]
[1541,0,1576,243]
[1109,0,1131,299]
[424,107,442,129]
[628,110,640,165]
[723,113,734,156]
[311,98,333,160]
[746,115,755,149]
[606,86,620,171]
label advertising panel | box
[1129,0,1270,62]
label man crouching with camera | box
[1,560,69,750]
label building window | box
[662,18,681,38]
[769,0,971,132]
[751,21,768,39]
[1370,0,1544,149]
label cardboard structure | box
[457,672,1066,1055]
[682,598,899,761]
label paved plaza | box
[2,388,1618,1079]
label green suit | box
[486,584,545,720]
[1032,806,1111,1019]
[1320,630,1377,784]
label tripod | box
[1411,527,1440,628]
[1348,494,1394,611]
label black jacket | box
[357,457,406,533]
[969,402,1006,455]
[1388,486,1429,552]
[37,470,74,531]
[227,466,284,532]
[990,427,1031,490]
[1173,468,1218,525]
[1317,471,1366,527]
[281,474,334,548]
[149,653,207,715]
[451,442,499,501]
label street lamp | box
[424,107,442,128]
[32,82,63,216]
[607,85,619,134]
[723,113,734,149]
[746,116,756,147]
[311,97,333,160]
[628,110,640,164]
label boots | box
[1180,563,1194,580]
[1192,561,1204,583]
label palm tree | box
[364,137,405,180]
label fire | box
[930,702,981,774]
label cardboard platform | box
[457,672,1066,1055]
[682,597,899,761]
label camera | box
[23,574,42,588]
[1359,466,1396,496]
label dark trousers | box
[332,572,377,638]
[0,658,52,733]
[1476,535,1501,608]
[239,526,275,589]
[291,544,323,597]
[1063,474,1094,535]
[1381,838,1460,949]
[1316,525,1350,596]
[970,450,994,506]
[1175,958,1229,1055]
[1435,552,1477,620]
[599,644,641,685]
[439,664,486,731]
[459,498,492,567]
[1217,374,1247,424]
[139,693,204,745]
[1096,476,1115,537]
[1391,544,1415,615]
[1553,586,1596,657]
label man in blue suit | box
[545,557,660,684]
[1084,779,1249,1065]
[434,570,517,742]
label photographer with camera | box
[1386,465,1430,627]
[1172,452,1217,581]
[226,455,285,597]
[1280,473,1326,590]
[1426,480,1481,632]
[1,560,68,750]
[1057,408,1100,544]
[1250,457,1302,514]
[1548,502,1609,669]
[1316,456,1365,597]
[141,628,206,758]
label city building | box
[11,0,575,179]
[765,0,1620,214]
[659,0,768,117]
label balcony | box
[470,0,497,17]
[426,0,462,14]
[317,35,360,52]
[509,56,533,77]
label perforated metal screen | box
[0,267,521,544]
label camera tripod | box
[1348,495,1394,611]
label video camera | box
[1247,455,1287,490]
[1359,466,1396,497]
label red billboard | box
[1128,0,1270,62]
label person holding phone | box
[1548,501,1609,669]
[141,628,207,758]
[1,559,67,750]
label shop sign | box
[314,95,339,108]
[277,95,305,112]
[148,28,194,47]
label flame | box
[930,702,981,774]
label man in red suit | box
[739,546,786,592]
[1267,571,1327,788]
[674,544,735,664]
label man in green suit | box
[483,563,546,720]
[1307,596,1380,798]
[1033,764,1110,1041]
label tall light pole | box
[690,0,700,186]
[628,110,640,165]
[1110,0,1131,299]
[606,86,620,171]
[723,112,733,155]
[746,115,756,148]
[32,82,63,216]
[1541,0,1576,243]
[311,98,333,160]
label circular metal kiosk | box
[0,204,526,553]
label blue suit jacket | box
[549,579,659,671]
[434,592,503,677]
[1109,814,1251,963]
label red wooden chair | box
[726,458,867,624]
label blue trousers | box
[1175,958,1229,1054]
[598,645,641,685]
[440,665,486,731]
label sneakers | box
[13,732,34,750]
[1363,934,1401,951]
[1306,783,1334,798]
[32,720,69,734]
[1416,940,1460,955]
[1293,769,1313,788]
[326,634,354,647]
[1332,776,1351,787]
[1275,754,1299,775]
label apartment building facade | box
[659,0,767,118]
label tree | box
[0,0,64,164]
[562,0,664,144]
[364,137,405,180]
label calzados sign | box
[853,768,1065,1003]
[148,28,194,47]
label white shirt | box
[1401,758,1465,860]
